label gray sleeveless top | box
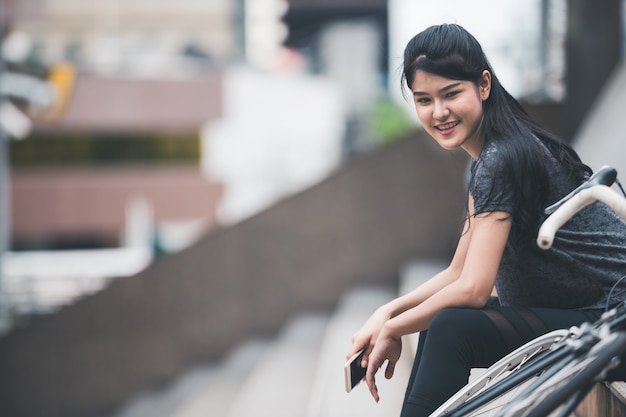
[469,140,626,309]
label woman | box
[347,23,626,416]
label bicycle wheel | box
[429,329,570,417]
[498,331,626,417]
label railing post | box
[0,17,9,334]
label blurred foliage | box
[10,132,201,167]
[370,97,417,145]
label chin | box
[434,140,460,151]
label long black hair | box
[402,23,591,243]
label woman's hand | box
[364,325,402,402]
[347,306,392,368]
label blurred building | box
[284,0,389,155]
[1,0,236,319]
[2,0,239,257]
[1,0,387,319]
[5,0,389,247]
[12,74,225,252]
[7,0,235,74]
[204,0,389,223]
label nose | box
[433,100,450,121]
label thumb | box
[361,343,374,368]
[384,358,397,380]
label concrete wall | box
[0,132,468,417]
[565,0,623,141]
[577,382,626,417]
[574,61,626,175]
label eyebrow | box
[413,82,462,96]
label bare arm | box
[383,209,510,336]
[363,194,512,401]
[347,221,470,361]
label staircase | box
[105,261,441,417]
[104,256,626,417]
[0,135,470,417]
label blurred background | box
[0,1,624,417]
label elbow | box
[457,282,493,308]
[470,293,493,308]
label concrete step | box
[225,312,330,417]
[171,340,273,417]
[106,339,271,417]
[106,281,425,417]
[305,285,413,417]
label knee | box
[428,308,483,345]
[430,308,465,332]
[428,308,466,342]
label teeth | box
[437,121,458,130]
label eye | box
[415,97,431,104]
[445,90,460,98]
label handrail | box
[537,185,626,249]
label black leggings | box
[400,299,605,417]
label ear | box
[480,70,491,101]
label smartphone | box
[344,347,367,393]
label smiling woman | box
[346,23,626,417]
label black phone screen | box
[348,348,367,390]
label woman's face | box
[410,69,491,160]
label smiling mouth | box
[435,121,460,131]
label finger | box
[362,343,375,367]
[346,338,368,360]
[365,365,380,402]
[384,358,397,380]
